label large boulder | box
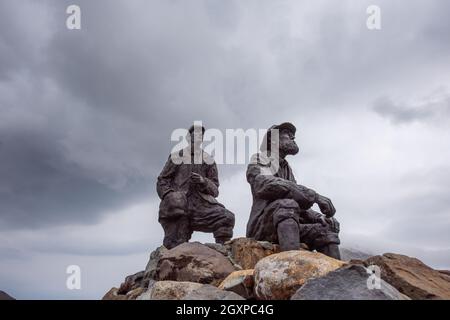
[218,269,255,299]
[183,284,245,300]
[254,250,345,300]
[291,264,410,300]
[117,271,145,294]
[137,281,243,300]
[138,281,203,300]
[364,253,450,300]
[155,242,236,286]
[142,246,167,287]
[102,287,145,300]
[228,238,280,269]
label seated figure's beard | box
[280,141,299,156]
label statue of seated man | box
[156,124,235,249]
[246,122,341,259]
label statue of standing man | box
[157,124,235,249]
[246,122,341,259]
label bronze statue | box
[246,122,341,259]
[157,125,235,249]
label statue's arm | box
[247,163,317,209]
[301,209,324,223]
[200,163,219,197]
[156,156,177,200]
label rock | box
[183,284,245,300]
[142,246,167,286]
[118,271,145,294]
[291,264,410,300]
[156,242,236,286]
[439,270,450,277]
[229,237,280,269]
[102,287,127,300]
[364,253,450,300]
[204,243,229,256]
[126,287,146,300]
[254,250,345,300]
[136,281,201,300]
[0,290,15,300]
[219,270,255,299]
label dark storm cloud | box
[1,0,450,299]
[1,0,450,235]
[0,126,149,229]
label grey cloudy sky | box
[1,0,450,299]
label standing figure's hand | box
[190,172,206,186]
[316,194,336,217]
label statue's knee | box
[272,198,299,209]
[272,199,300,227]
[222,209,235,227]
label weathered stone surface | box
[291,264,410,300]
[102,287,127,300]
[204,243,229,256]
[145,246,167,279]
[364,253,450,300]
[142,246,167,287]
[102,286,146,300]
[156,242,236,286]
[229,237,280,270]
[219,269,255,299]
[0,290,15,300]
[126,287,146,300]
[118,271,145,294]
[254,250,345,300]
[136,281,201,300]
[183,284,245,300]
[439,270,450,278]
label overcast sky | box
[1,0,450,299]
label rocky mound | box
[0,291,15,300]
[103,237,450,300]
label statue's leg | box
[158,192,189,249]
[188,197,235,244]
[276,218,300,251]
[299,219,341,260]
[317,244,341,260]
[212,209,235,244]
[159,218,179,249]
[176,216,192,244]
[272,199,301,251]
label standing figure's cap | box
[188,124,206,134]
[260,122,297,152]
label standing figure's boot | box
[277,218,300,251]
[318,243,341,260]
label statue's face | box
[188,131,204,151]
[278,130,299,156]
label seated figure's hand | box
[316,194,336,217]
[325,217,340,233]
[190,172,206,186]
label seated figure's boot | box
[277,218,300,251]
[318,243,341,260]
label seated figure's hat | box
[260,122,296,152]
